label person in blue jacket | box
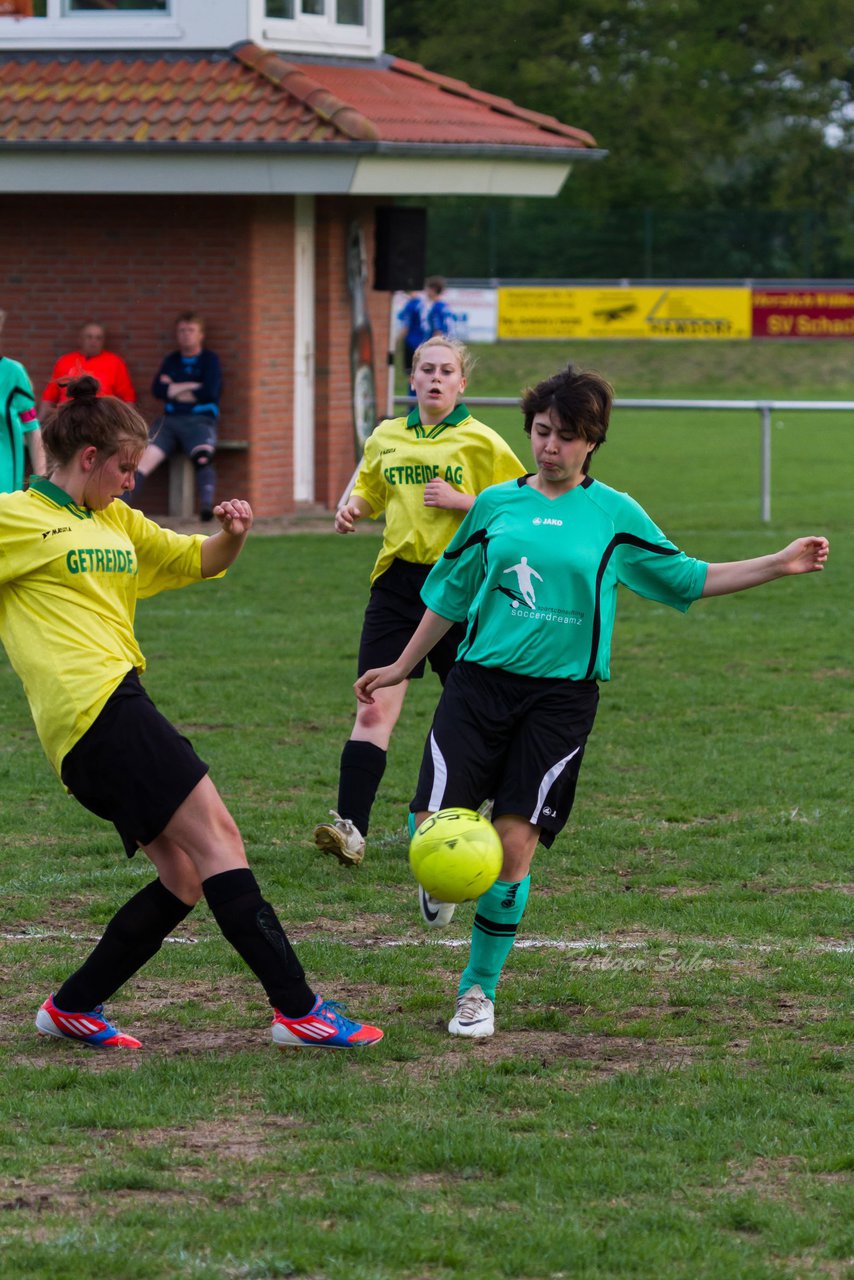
[133,312,223,520]
[398,278,455,392]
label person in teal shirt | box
[0,309,44,492]
[355,363,830,1040]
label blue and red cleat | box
[271,996,383,1049]
[35,994,142,1049]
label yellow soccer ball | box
[409,807,503,904]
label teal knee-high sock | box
[459,876,531,1001]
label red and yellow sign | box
[498,286,751,340]
[752,289,854,339]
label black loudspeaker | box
[374,207,427,292]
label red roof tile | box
[307,55,597,150]
[0,43,597,152]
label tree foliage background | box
[385,0,853,278]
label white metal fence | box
[394,395,854,522]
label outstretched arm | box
[702,536,829,597]
[355,608,455,703]
[200,499,254,578]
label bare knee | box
[352,686,406,745]
[142,840,205,906]
[354,701,390,734]
[209,805,244,855]
[494,815,539,881]
[169,873,204,907]
[163,776,247,874]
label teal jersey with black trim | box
[0,355,40,493]
[421,475,709,681]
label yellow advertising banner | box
[497,287,752,340]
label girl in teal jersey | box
[355,363,829,1039]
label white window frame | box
[62,1,171,14]
[256,0,382,59]
[3,0,179,41]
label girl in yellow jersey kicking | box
[314,336,525,869]
[0,376,382,1051]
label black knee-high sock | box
[337,740,387,836]
[202,868,315,1018]
[55,880,193,1012]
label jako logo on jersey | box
[533,517,563,527]
[66,548,136,575]
[542,805,557,817]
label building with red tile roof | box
[0,1,601,517]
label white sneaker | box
[448,985,495,1038]
[313,810,365,867]
[418,884,456,928]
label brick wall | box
[0,192,391,516]
[0,194,249,511]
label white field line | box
[1,931,851,954]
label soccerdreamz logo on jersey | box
[494,556,583,625]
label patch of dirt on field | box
[738,881,854,895]
[291,913,404,941]
[1,1160,83,1215]
[128,1116,301,1166]
[714,994,838,1040]
[774,1257,854,1279]
[723,1155,850,1207]
[632,881,853,898]
[391,1023,702,1080]
[635,883,715,897]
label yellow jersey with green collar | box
[0,478,211,777]
[352,404,525,584]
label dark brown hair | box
[521,363,613,473]
[42,375,149,470]
[176,310,205,331]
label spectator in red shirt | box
[40,322,136,417]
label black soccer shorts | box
[411,661,599,848]
[60,669,209,858]
[358,557,466,682]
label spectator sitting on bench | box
[132,312,222,521]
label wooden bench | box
[168,439,250,518]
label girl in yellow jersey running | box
[0,376,382,1051]
[314,337,525,868]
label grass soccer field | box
[1,342,851,1280]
